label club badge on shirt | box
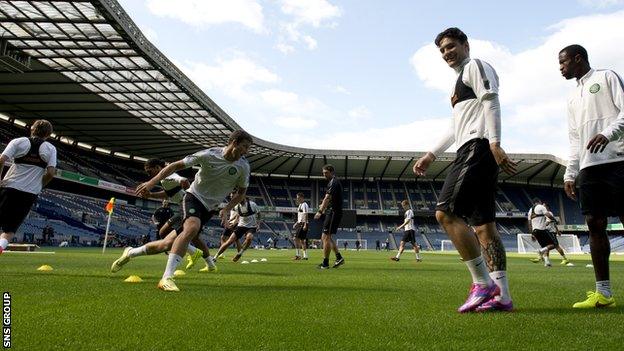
[589,83,600,94]
[228,167,237,175]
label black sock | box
[323,258,329,266]
[336,253,343,260]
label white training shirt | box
[160,173,186,204]
[404,209,415,231]
[528,204,548,231]
[235,200,260,228]
[297,202,309,224]
[546,211,557,232]
[1,137,57,195]
[183,147,250,211]
[431,58,501,156]
[564,69,624,182]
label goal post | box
[517,233,583,254]
[440,239,456,252]
[336,239,367,250]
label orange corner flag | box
[105,197,115,214]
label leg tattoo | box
[481,235,507,272]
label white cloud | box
[260,89,330,121]
[176,54,279,100]
[139,26,158,43]
[330,85,351,95]
[274,116,318,129]
[279,0,341,27]
[145,0,265,33]
[348,106,372,120]
[578,0,624,8]
[409,10,624,158]
[290,118,450,151]
[275,0,341,53]
[275,42,295,54]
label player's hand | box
[413,152,435,177]
[564,180,577,201]
[314,212,322,220]
[586,133,609,153]
[136,181,156,197]
[180,178,191,189]
[490,143,517,175]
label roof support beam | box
[527,161,552,185]
[361,156,370,180]
[397,158,414,181]
[268,157,293,177]
[288,155,305,178]
[433,162,453,182]
[379,157,392,180]
[307,155,316,179]
[550,164,562,187]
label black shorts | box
[157,213,183,236]
[180,192,217,231]
[548,231,560,246]
[436,138,498,226]
[401,230,416,244]
[322,210,342,235]
[221,227,236,239]
[0,187,37,233]
[533,229,556,248]
[577,161,624,217]
[295,224,308,240]
[234,226,256,239]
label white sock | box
[295,248,300,256]
[0,238,8,250]
[162,254,182,280]
[128,246,147,258]
[187,245,197,255]
[544,256,551,266]
[395,252,401,259]
[302,249,307,258]
[489,271,511,302]
[464,255,491,286]
[596,280,612,298]
[205,256,216,268]
[416,253,421,260]
[539,247,549,254]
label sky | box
[117,0,624,159]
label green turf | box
[2,248,624,350]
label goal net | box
[517,233,583,254]
[440,239,456,252]
[336,239,367,250]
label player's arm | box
[41,146,57,187]
[396,217,410,231]
[413,121,454,177]
[221,187,247,226]
[564,105,580,200]
[136,160,186,197]
[588,70,624,153]
[0,154,7,181]
[145,190,168,200]
[314,194,331,219]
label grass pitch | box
[2,248,623,350]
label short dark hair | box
[435,27,468,47]
[296,192,304,198]
[322,164,335,173]
[228,130,253,145]
[30,119,53,138]
[145,158,165,168]
[401,199,410,207]
[560,44,588,62]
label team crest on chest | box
[589,83,600,94]
[228,167,237,175]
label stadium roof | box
[0,0,567,185]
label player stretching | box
[413,28,516,312]
[218,191,242,258]
[215,196,261,262]
[293,192,309,260]
[136,130,252,292]
[559,44,624,308]
[111,159,215,273]
[314,164,345,269]
[391,200,422,262]
[0,120,56,254]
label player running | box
[214,196,261,262]
[218,191,242,258]
[136,130,252,292]
[110,158,215,273]
[391,200,422,262]
[293,192,309,260]
[413,28,516,312]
